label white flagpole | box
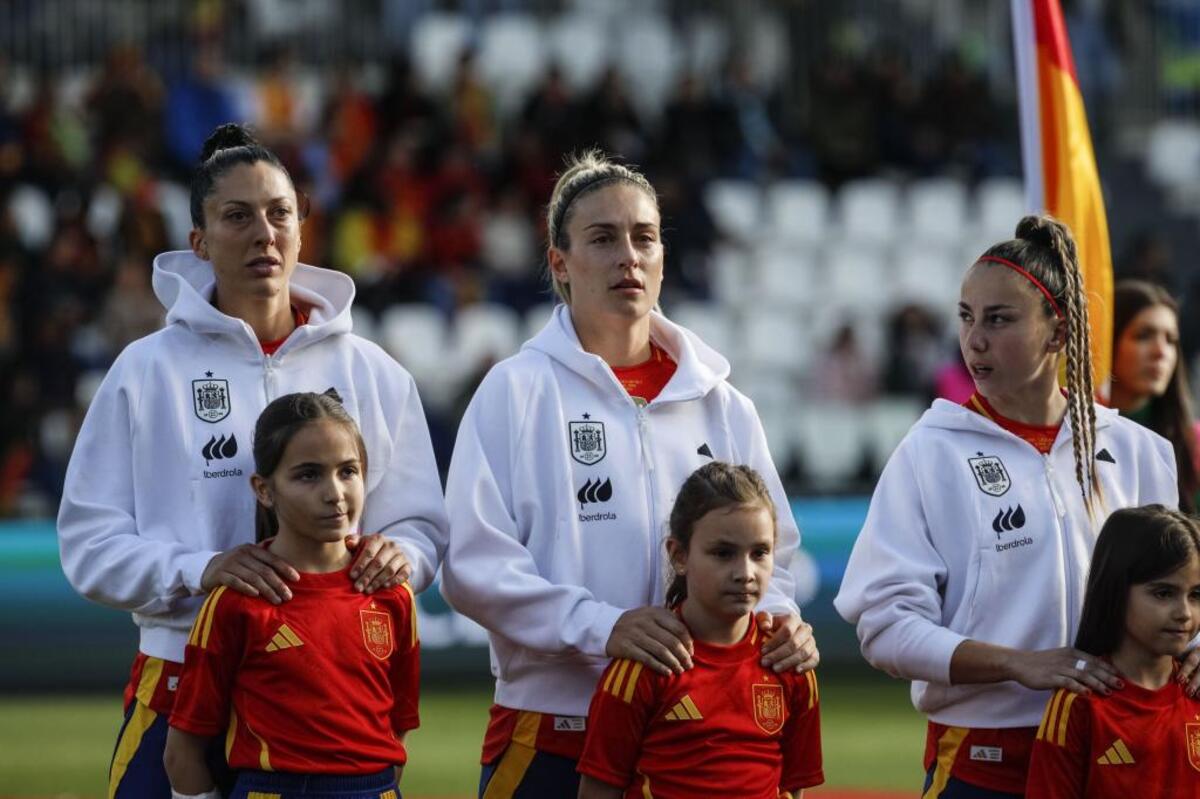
[1011,0,1045,213]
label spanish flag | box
[1011,0,1113,390]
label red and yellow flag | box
[1012,0,1113,391]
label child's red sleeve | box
[1025,689,1090,799]
[577,658,660,789]
[389,584,421,734]
[780,669,824,791]
[169,587,244,736]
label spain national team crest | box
[968,454,1011,497]
[569,416,606,465]
[1187,723,1200,772]
[360,608,394,661]
[751,683,785,735]
[192,374,231,423]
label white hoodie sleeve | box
[728,391,800,618]
[833,440,967,683]
[441,368,624,658]
[57,354,217,614]
[359,364,449,595]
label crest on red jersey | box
[751,683,785,734]
[360,608,394,660]
[1187,723,1200,772]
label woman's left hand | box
[757,612,820,673]
[345,533,412,593]
[1178,647,1200,696]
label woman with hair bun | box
[57,123,448,798]
[442,150,818,798]
[836,215,1180,797]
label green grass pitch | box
[0,676,924,797]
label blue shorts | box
[478,746,579,799]
[108,698,230,799]
[922,766,1023,799]
[231,768,399,799]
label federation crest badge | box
[751,683,785,735]
[1187,723,1200,772]
[968,455,1011,497]
[569,417,606,465]
[193,375,231,423]
[360,607,394,661]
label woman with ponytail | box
[835,215,1179,798]
[57,123,448,798]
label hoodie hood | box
[522,304,730,403]
[151,250,355,352]
[916,397,1117,439]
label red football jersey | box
[611,342,677,407]
[578,621,823,798]
[170,567,419,774]
[1026,681,1200,798]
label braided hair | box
[979,214,1102,514]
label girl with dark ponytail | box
[57,123,448,798]
[837,214,1180,797]
[578,462,824,799]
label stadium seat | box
[546,12,611,92]
[709,244,753,308]
[8,184,54,250]
[523,302,557,342]
[156,181,194,250]
[863,397,924,473]
[906,178,968,248]
[766,180,830,245]
[741,310,811,374]
[410,12,473,93]
[728,369,796,466]
[794,404,868,487]
[477,13,546,118]
[894,245,960,312]
[85,184,123,240]
[836,178,900,246]
[1145,120,1200,194]
[350,307,380,346]
[754,245,818,309]
[667,300,737,361]
[976,177,1026,241]
[451,303,523,374]
[380,304,451,408]
[826,244,889,313]
[682,14,729,83]
[615,14,682,120]
[705,180,764,240]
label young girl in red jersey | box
[164,391,419,799]
[577,462,823,799]
[1026,505,1200,798]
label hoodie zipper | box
[635,404,660,605]
[263,353,278,401]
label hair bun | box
[1014,214,1060,250]
[199,123,258,162]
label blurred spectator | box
[814,323,878,404]
[883,304,944,400]
[99,255,163,355]
[85,45,164,165]
[164,43,239,172]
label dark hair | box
[1075,505,1200,655]
[977,214,1101,515]
[190,123,307,228]
[545,149,658,304]
[1112,279,1199,512]
[664,462,777,609]
[251,390,366,541]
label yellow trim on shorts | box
[107,701,158,799]
[921,726,969,799]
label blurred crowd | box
[0,1,1194,517]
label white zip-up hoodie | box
[57,251,448,663]
[441,304,800,717]
[834,399,1177,728]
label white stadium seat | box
[767,180,830,246]
[794,404,867,487]
[547,13,611,92]
[410,12,472,93]
[976,177,1026,241]
[705,180,763,239]
[615,14,683,120]
[836,178,900,246]
[477,13,546,118]
[667,300,736,361]
[906,177,968,248]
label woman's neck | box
[679,600,750,646]
[1108,383,1151,415]
[268,531,352,574]
[1109,643,1175,690]
[214,288,295,342]
[981,379,1068,427]
[572,310,652,367]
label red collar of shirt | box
[610,341,677,406]
[260,305,310,355]
[964,391,1062,454]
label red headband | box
[976,255,1064,319]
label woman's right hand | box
[200,544,300,604]
[605,607,694,676]
[1007,647,1124,695]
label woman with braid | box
[835,215,1179,799]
